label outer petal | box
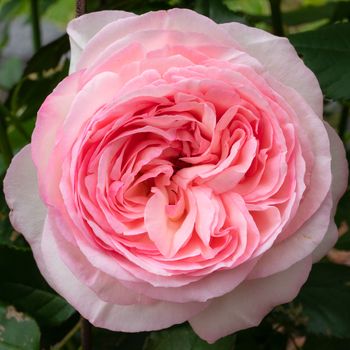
[44,71,121,203]
[76,9,238,70]
[324,123,348,205]
[32,71,83,182]
[249,124,347,278]
[51,221,155,305]
[312,221,338,263]
[312,123,348,261]
[189,257,312,343]
[37,218,208,331]
[221,22,323,117]
[266,77,331,238]
[248,192,332,279]
[67,10,136,73]
[3,145,47,243]
[120,259,257,303]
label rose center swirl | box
[66,85,298,274]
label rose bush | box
[3,9,348,343]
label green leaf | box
[0,58,23,90]
[42,0,76,27]
[24,34,69,75]
[334,189,350,249]
[0,186,28,249]
[335,232,350,251]
[303,335,350,350]
[224,0,269,16]
[295,263,350,337]
[209,0,245,24]
[92,328,148,350]
[143,323,236,350]
[0,246,75,327]
[282,2,350,26]
[6,59,69,121]
[289,23,350,101]
[195,0,245,23]
[0,283,75,328]
[235,325,287,350]
[0,302,40,350]
[90,0,175,13]
[195,0,210,16]
[0,212,27,249]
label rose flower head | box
[3,9,348,343]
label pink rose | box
[4,9,348,343]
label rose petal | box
[76,9,239,70]
[312,123,348,261]
[36,217,208,332]
[189,256,312,343]
[324,123,349,204]
[144,187,196,257]
[67,10,136,73]
[249,122,347,279]
[120,259,257,303]
[3,145,47,243]
[4,147,208,328]
[31,71,83,184]
[221,22,323,117]
[248,192,332,279]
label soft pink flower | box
[4,9,348,343]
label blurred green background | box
[0,0,350,349]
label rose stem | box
[0,104,13,167]
[269,0,284,36]
[76,0,87,17]
[338,104,349,141]
[81,318,92,350]
[30,0,42,51]
[52,320,81,349]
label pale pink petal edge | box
[67,10,136,73]
[3,145,47,242]
[221,22,323,117]
[189,256,312,343]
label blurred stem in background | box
[52,321,81,350]
[269,0,284,36]
[0,104,13,167]
[30,0,42,51]
[77,0,87,17]
[339,104,349,141]
[81,318,92,350]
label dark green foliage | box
[289,23,350,101]
[0,301,40,350]
[144,324,236,350]
[24,34,70,75]
[303,335,350,350]
[295,263,350,338]
[0,246,76,327]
